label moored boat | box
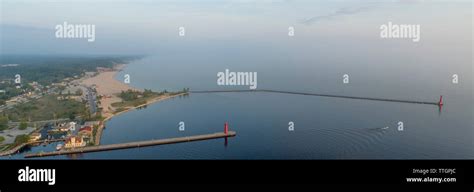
[56,144,63,151]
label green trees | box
[14,134,29,145]
[0,86,23,101]
[0,136,5,143]
[82,107,91,121]
[69,112,76,121]
[119,89,140,101]
[3,95,86,122]
[143,89,154,97]
[0,56,139,87]
[19,120,28,130]
[0,115,8,131]
[75,89,83,96]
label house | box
[78,126,92,138]
[69,95,82,102]
[69,122,76,131]
[57,96,68,100]
[64,136,86,148]
[29,133,42,142]
[28,81,38,88]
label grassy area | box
[112,89,158,108]
[0,136,4,143]
[112,98,148,108]
[113,107,128,114]
[14,134,29,145]
[3,95,87,122]
[0,115,7,131]
[0,144,9,151]
[19,120,28,130]
[111,89,188,110]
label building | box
[29,133,42,142]
[69,95,82,102]
[57,95,69,101]
[78,126,93,138]
[64,136,86,148]
[28,81,38,87]
[69,122,77,131]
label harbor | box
[0,138,65,157]
[25,131,236,158]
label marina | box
[25,131,236,158]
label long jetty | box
[24,131,236,158]
[190,89,442,106]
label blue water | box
[6,56,472,159]
[14,88,469,159]
[1,1,472,159]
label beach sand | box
[79,64,187,145]
[80,64,138,119]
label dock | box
[190,89,442,106]
[24,131,236,158]
[0,138,65,157]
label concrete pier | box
[190,89,440,106]
[24,131,236,158]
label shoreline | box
[1,63,187,155]
[81,63,139,120]
[82,64,187,145]
[94,92,187,145]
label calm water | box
[2,1,472,159]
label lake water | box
[2,1,472,159]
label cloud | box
[301,6,372,25]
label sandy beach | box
[79,64,187,145]
[80,64,139,120]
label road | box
[86,87,97,114]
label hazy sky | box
[0,0,472,55]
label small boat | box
[48,128,60,133]
[58,127,70,132]
[56,144,63,151]
[48,127,69,134]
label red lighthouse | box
[224,122,229,134]
[438,95,443,106]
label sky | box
[0,0,472,55]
